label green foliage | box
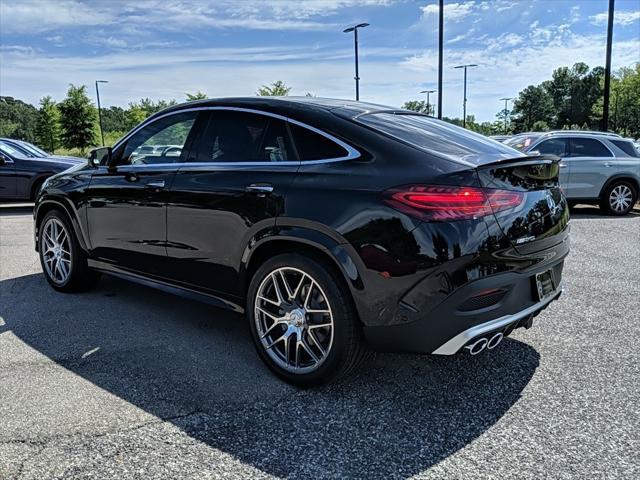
[59,84,97,153]
[257,80,292,96]
[124,98,177,130]
[532,120,550,132]
[0,96,39,142]
[511,84,553,132]
[186,91,208,101]
[402,100,429,114]
[36,96,61,153]
[100,106,126,134]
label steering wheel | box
[161,146,182,158]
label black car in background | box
[34,97,569,385]
[0,141,82,200]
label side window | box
[569,138,612,158]
[118,112,199,166]
[535,138,568,157]
[288,123,349,161]
[194,110,294,162]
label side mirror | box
[527,150,541,156]
[0,153,10,166]
[88,146,112,168]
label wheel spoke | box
[308,322,332,329]
[279,270,295,300]
[256,306,284,323]
[270,273,285,305]
[300,337,320,363]
[265,331,288,350]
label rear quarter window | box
[288,123,349,161]
[611,140,639,157]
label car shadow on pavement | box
[569,204,640,220]
[1,273,540,478]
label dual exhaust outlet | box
[464,332,504,355]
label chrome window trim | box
[111,106,360,166]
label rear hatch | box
[476,155,569,254]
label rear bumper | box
[362,252,567,354]
[432,283,562,354]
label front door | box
[0,147,18,198]
[566,137,617,199]
[85,111,201,275]
[532,137,571,195]
[166,109,299,298]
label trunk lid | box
[476,155,570,254]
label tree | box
[100,106,126,134]
[402,100,429,113]
[257,80,291,96]
[511,85,553,132]
[186,91,208,101]
[35,96,61,152]
[58,84,97,152]
[0,96,39,141]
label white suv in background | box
[524,131,639,215]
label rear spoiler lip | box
[475,154,561,170]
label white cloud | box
[590,9,640,26]
[421,2,474,22]
[0,0,114,33]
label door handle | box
[603,162,613,167]
[245,183,274,194]
[559,163,567,168]
[145,180,165,189]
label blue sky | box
[1,0,639,121]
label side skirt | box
[88,259,245,314]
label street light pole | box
[454,64,477,128]
[95,80,108,146]
[343,23,369,101]
[420,89,436,116]
[500,97,513,134]
[602,0,615,131]
[437,0,443,119]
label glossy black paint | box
[0,144,81,200]
[34,97,569,354]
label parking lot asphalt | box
[1,205,639,479]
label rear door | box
[165,108,299,297]
[566,137,616,199]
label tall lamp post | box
[437,0,443,119]
[343,23,369,101]
[420,89,436,116]
[602,0,615,131]
[453,64,477,128]
[95,80,108,146]
[500,97,513,134]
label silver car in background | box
[523,131,639,215]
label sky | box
[1,0,639,122]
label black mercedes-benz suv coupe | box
[34,97,569,385]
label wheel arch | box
[34,197,89,252]
[599,174,639,199]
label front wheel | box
[601,181,637,215]
[38,210,100,292]
[247,254,367,386]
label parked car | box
[0,141,82,200]
[503,132,543,150]
[489,135,511,142]
[0,137,84,163]
[34,97,569,385]
[523,131,639,215]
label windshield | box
[504,134,542,151]
[17,140,48,157]
[358,113,522,164]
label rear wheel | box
[247,253,367,386]
[38,210,100,292]
[601,181,637,215]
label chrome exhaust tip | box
[486,332,504,350]
[464,337,488,355]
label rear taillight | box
[382,185,523,221]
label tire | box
[600,180,637,216]
[247,253,368,387]
[38,209,100,292]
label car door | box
[531,137,570,195]
[0,148,17,198]
[85,111,201,275]
[566,137,616,199]
[165,108,299,298]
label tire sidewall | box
[38,210,80,291]
[603,181,637,216]
[247,253,354,386]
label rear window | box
[535,138,568,156]
[358,113,518,160]
[611,140,639,157]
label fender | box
[34,196,90,252]
[239,223,366,295]
[599,173,640,199]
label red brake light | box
[383,185,523,221]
